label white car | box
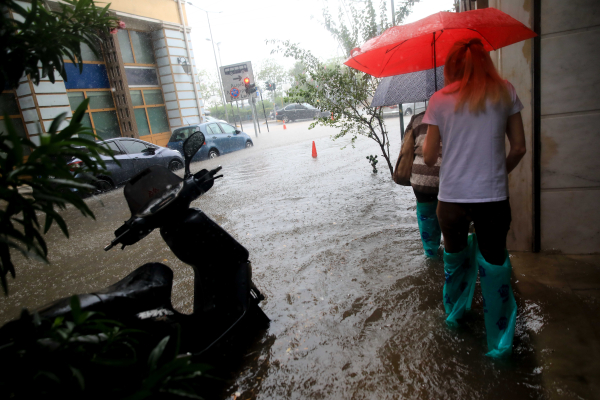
[379,102,427,117]
[203,115,228,124]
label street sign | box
[220,61,255,103]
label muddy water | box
[0,120,549,399]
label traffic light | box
[243,77,255,94]
[244,77,256,95]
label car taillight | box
[68,160,83,172]
[276,112,278,115]
[204,141,206,145]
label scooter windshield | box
[124,165,184,217]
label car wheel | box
[283,115,290,123]
[169,159,183,172]
[93,178,113,195]
[208,149,219,159]
[404,108,413,116]
[245,141,253,148]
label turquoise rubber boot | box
[474,236,517,358]
[416,200,441,258]
[443,234,477,327]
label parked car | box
[67,137,184,194]
[167,122,253,161]
[275,103,329,123]
[204,115,228,124]
[380,102,427,118]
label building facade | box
[1,0,205,150]
[480,0,600,254]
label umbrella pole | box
[399,105,405,140]
[433,32,438,92]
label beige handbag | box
[392,127,415,186]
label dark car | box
[167,122,253,161]
[275,103,329,123]
[68,137,184,193]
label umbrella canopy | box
[345,7,536,78]
[371,66,444,107]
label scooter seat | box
[38,263,174,319]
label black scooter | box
[15,131,269,356]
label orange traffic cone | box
[331,112,334,121]
[283,120,287,130]
[312,141,317,158]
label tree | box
[1,0,118,90]
[255,58,290,100]
[197,69,222,107]
[0,0,120,295]
[270,0,418,177]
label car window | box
[296,104,306,109]
[170,128,191,142]
[284,105,295,110]
[119,139,148,154]
[303,103,316,109]
[105,141,125,155]
[220,123,237,135]
[207,123,223,135]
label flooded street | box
[2,118,551,399]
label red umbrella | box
[344,7,536,78]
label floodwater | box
[1,118,551,399]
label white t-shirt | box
[422,80,524,203]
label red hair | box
[442,38,510,113]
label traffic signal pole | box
[259,89,270,132]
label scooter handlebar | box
[105,166,224,251]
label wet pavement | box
[1,117,599,399]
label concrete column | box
[153,26,204,130]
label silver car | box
[68,137,184,193]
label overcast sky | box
[186,0,455,78]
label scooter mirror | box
[182,131,205,178]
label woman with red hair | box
[422,38,526,357]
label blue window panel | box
[64,63,110,89]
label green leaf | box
[148,336,170,371]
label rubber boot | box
[443,234,477,327]
[474,236,517,358]
[416,200,441,258]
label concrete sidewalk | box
[511,252,600,399]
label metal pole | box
[259,88,270,132]
[235,100,243,131]
[253,95,261,134]
[391,0,404,140]
[249,95,258,137]
[198,5,229,123]
[177,0,204,122]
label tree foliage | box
[255,58,290,98]
[197,69,222,107]
[270,0,418,177]
[0,0,119,90]
[0,100,116,295]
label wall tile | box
[541,189,600,253]
[178,99,197,108]
[169,118,182,127]
[164,30,184,40]
[541,28,600,116]
[40,106,72,120]
[541,0,600,35]
[167,109,180,118]
[36,94,70,107]
[166,100,179,110]
[177,91,195,100]
[541,112,600,189]
[16,83,31,97]
[18,95,35,110]
[22,109,39,122]
[175,82,193,91]
[33,81,67,94]
[181,108,198,117]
